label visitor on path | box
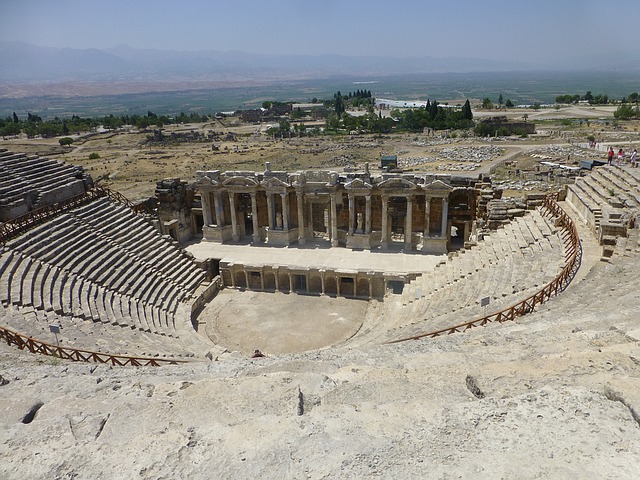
[631,149,638,167]
[618,148,625,163]
[608,147,614,164]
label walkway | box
[185,240,447,276]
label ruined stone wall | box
[155,178,194,244]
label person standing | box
[618,148,625,163]
[608,147,614,165]
[631,149,638,167]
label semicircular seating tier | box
[0,149,92,221]
[566,164,640,248]
[0,196,210,357]
[349,207,566,346]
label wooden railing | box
[0,185,149,244]
[386,194,581,344]
[0,324,188,366]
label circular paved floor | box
[200,289,368,355]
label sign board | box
[49,324,60,334]
[480,296,490,307]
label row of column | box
[423,196,449,238]
[347,194,372,235]
[202,189,449,244]
[380,195,449,246]
[226,268,374,298]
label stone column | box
[201,191,213,225]
[289,273,295,293]
[250,192,259,243]
[214,191,225,226]
[405,195,413,250]
[330,193,338,247]
[441,196,449,238]
[365,195,372,234]
[424,196,431,238]
[297,192,305,245]
[281,192,289,231]
[228,192,239,241]
[381,195,389,249]
[244,270,249,289]
[266,193,274,229]
[348,194,355,235]
[320,271,325,295]
[274,268,280,291]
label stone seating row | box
[69,198,205,292]
[566,164,640,232]
[5,218,186,315]
[370,209,565,343]
[590,169,640,208]
[0,248,176,336]
[0,150,85,206]
[5,198,205,307]
[0,302,201,359]
[0,197,208,356]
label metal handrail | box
[0,324,189,366]
[386,194,581,344]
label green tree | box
[59,137,74,147]
[505,99,514,108]
[334,92,345,115]
[481,97,493,109]
[614,104,638,120]
[461,99,473,120]
[278,119,291,137]
[498,94,503,106]
[12,112,19,123]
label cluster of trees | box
[0,111,211,138]
[555,91,609,105]
[326,112,395,134]
[265,119,322,138]
[390,99,473,132]
[330,90,374,115]
[614,104,640,120]
[481,96,515,109]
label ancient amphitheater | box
[1,147,639,479]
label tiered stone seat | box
[0,149,88,221]
[0,197,210,358]
[566,164,640,237]
[352,209,565,345]
[0,302,203,358]
[590,169,640,208]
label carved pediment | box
[377,177,418,191]
[221,176,259,188]
[261,176,291,189]
[344,178,373,190]
[423,179,453,193]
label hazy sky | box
[1,0,638,66]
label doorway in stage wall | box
[237,193,253,239]
[310,200,332,244]
[388,196,407,246]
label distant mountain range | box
[0,41,542,85]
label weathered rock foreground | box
[1,242,639,479]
